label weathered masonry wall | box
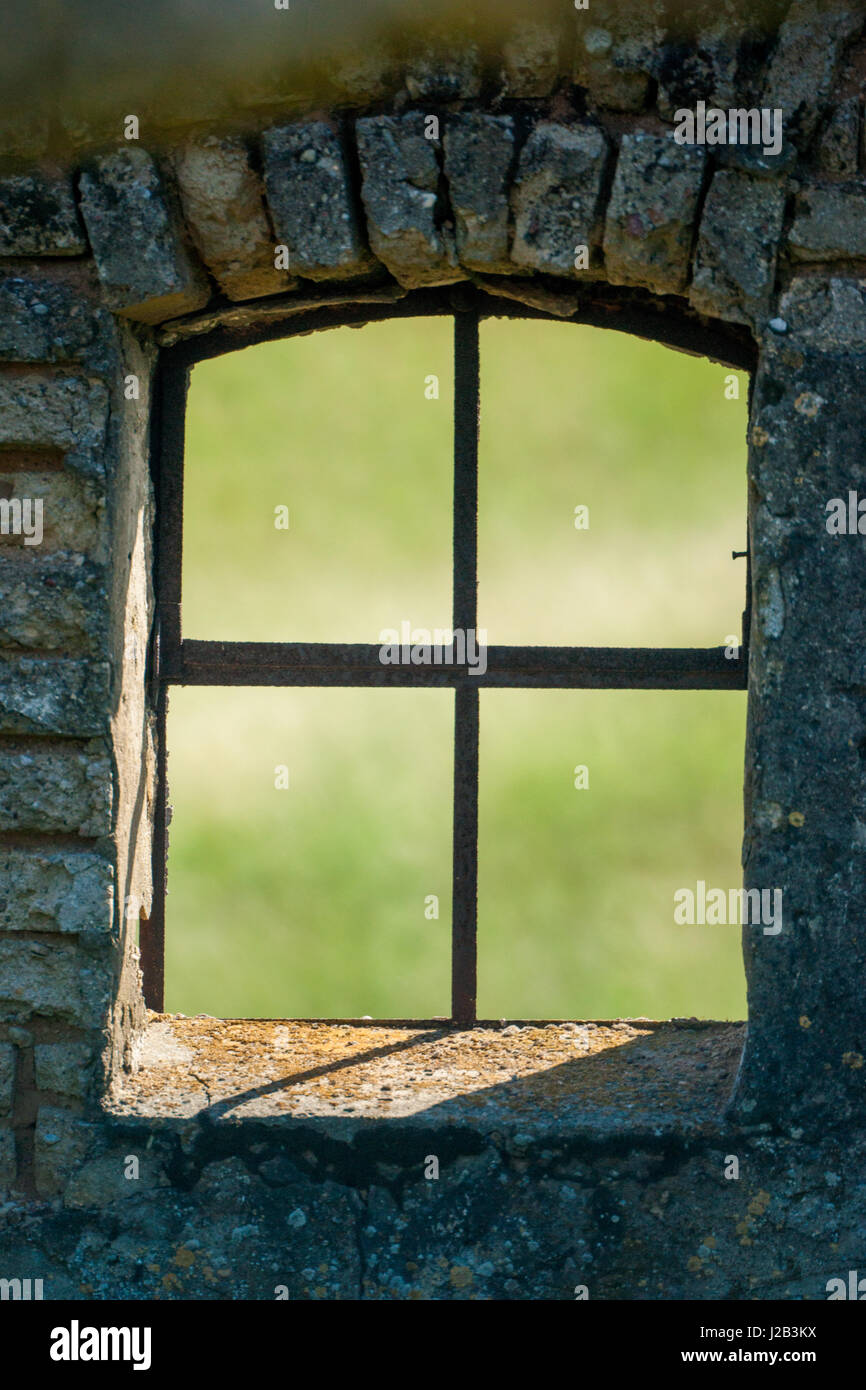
[1,0,866,1297]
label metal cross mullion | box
[451,312,480,1026]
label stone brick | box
[0,943,112,1030]
[656,27,740,120]
[0,1125,14,1189]
[0,173,86,256]
[78,149,211,324]
[0,656,110,737]
[64,1150,167,1209]
[0,848,113,934]
[690,171,786,328]
[175,137,295,302]
[35,1042,95,1100]
[443,115,514,274]
[0,374,108,480]
[511,122,609,279]
[603,132,705,296]
[0,1043,14,1115]
[789,185,866,262]
[817,98,860,179]
[0,275,109,363]
[0,743,112,835]
[404,41,482,101]
[0,554,108,652]
[712,142,797,181]
[262,122,373,282]
[34,1107,97,1195]
[500,23,560,99]
[574,4,663,113]
[0,467,104,556]
[356,114,464,289]
[772,274,866,350]
[762,0,861,145]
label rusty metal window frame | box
[143,284,754,1024]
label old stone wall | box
[1,0,866,1297]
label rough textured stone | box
[0,1043,13,1115]
[0,466,104,556]
[64,1150,167,1209]
[443,115,514,273]
[0,944,112,1030]
[0,373,108,479]
[78,149,211,323]
[0,554,108,652]
[731,274,866,1126]
[470,273,581,319]
[175,136,296,301]
[157,282,406,346]
[762,0,862,145]
[603,131,705,295]
[0,173,86,256]
[35,1042,96,1100]
[9,1112,866,1298]
[0,1124,14,1188]
[574,4,663,113]
[0,742,112,834]
[34,1108,97,1195]
[817,98,860,178]
[0,848,114,934]
[116,1018,740,1131]
[500,23,560,98]
[262,122,373,282]
[0,275,108,363]
[713,141,797,181]
[789,184,866,261]
[656,24,741,120]
[0,1017,842,1299]
[404,41,482,101]
[773,274,866,350]
[356,114,464,288]
[0,656,110,736]
[690,170,786,327]
[511,122,609,279]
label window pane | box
[477,689,747,1019]
[182,317,453,642]
[164,687,452,1017]
[478,319,748,648]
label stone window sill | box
[106,1016,746,1138]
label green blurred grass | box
[163,317,749,1020]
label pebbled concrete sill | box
[105,1015,746,1140]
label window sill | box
[106,1015,745,1139]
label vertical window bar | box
[141,682,168,1011]
[451,312,480,1025]
[142,355,188,1010]
[155,359,189,668]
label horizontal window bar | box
[160,640,747,690]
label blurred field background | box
[164,315,749,1021]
